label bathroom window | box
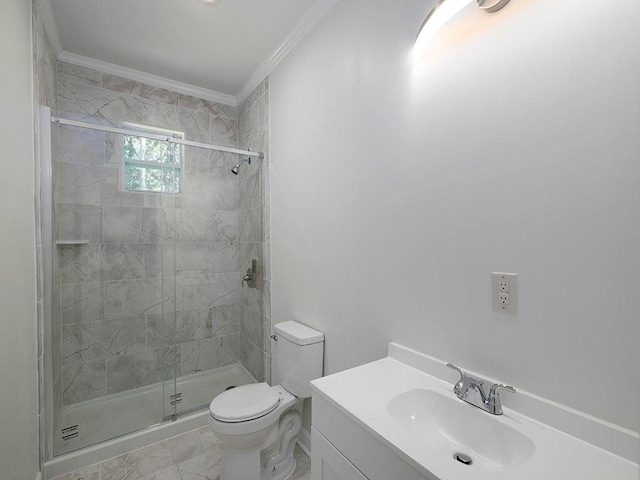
[123,122,184,193]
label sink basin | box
[387,389,536,472]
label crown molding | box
[57,51,238,106]
[37,0,63,55]
[39,0,338,107]
[236,0,339,104]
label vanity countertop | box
[311,344,639,480]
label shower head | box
[231,157,251,175]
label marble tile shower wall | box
[54,61,245,406]
[238,79,271,383]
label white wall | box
[270,0,640,432]
[0,0,40,477]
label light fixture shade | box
[415,0,474,53]
[477,0,511,13]
[414,0,511,54]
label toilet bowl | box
[208,321,324,480]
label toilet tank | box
[274,321,324,398]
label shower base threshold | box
[47,363,255,476]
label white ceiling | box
[47,0,328,100]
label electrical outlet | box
[492,272,517,314]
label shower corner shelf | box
[55,240,90,245]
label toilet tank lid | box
[274,321,324,345]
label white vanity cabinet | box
[311,427,367,480]
[311,388,429,480]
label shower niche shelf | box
[55,240,90,245]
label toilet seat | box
[209,384,299,437]
[210,383,281,422]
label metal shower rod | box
[51,115,264,158]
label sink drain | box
[453,453,472,465]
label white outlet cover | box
[492,272,517,314]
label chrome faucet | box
[446,363,515,415]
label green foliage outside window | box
[124,135,182,165]
[124,164,182,193]
[123,125,184,193]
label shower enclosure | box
[40,104,266,458]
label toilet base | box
[261,457,296,480]
[220,443,263,480]
[259,408,301,480]
[220,450,296,480]
[212,400,303,480]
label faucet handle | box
[487,384,516,414]
[446,363,467,380]
[446,363,468,395]
[490,384,516,396]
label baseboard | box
[297,427,312,457]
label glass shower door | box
[50,119,180,454]
[121,124,182,424]
[167,146,264,419]
[159,145,180,422]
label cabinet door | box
[312,427,368,480]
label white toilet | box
[208,320,324,480]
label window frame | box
[121,121,186,194]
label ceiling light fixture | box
[194,0,220,6]
[415,0,511,52]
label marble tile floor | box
[51,426,311,480]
